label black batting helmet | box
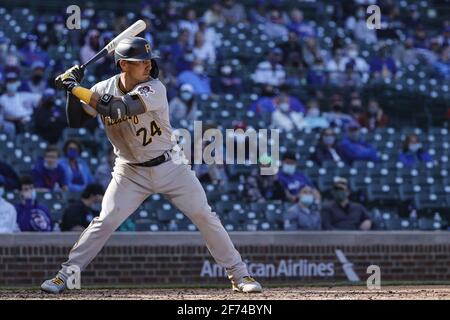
[114,37,159,77]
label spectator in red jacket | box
[358,99,389,131]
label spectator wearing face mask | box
[31,146,68,192]
[399,134,433,168]
[271,96,305,132]
[177,60,212,96]
[61,184,104,231]
[321,178,372,230]
[270,86,306,132]
[311,128,343,166]
[59,139,94,193]
[277,152,320,203]
[169,83,198,128]
[212,64,242,96]
[252,48,286,87]
[21,61,47,94]
[358,99,389,131]
[15,175,53,232]
[337,123,380,165]
[0,71,41,131]
[303,99,329,129]
[32,88,67,144]
[284,185,322,230]
[0,176,20,233]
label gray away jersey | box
[82,75,175,163]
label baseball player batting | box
[40,37,262,294]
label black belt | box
[131,150,172,167]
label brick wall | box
[1,232,450,287]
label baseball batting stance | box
[40,37,262,294]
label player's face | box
[123,60,152,82]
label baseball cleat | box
[232,276,263,293]
[40,275,67,294]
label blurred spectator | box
[80,29,102,65]
[0,176,19,233]
[251,85,304,116]
[21,61,47,94]
[169,83,198,128]
[193,31,216,64]
[270,88,306,132]
[179,8,199,46]
[212,63,242,95]
[321,178,372,230]
[334,60,363,89]
[306,56,327,87]
[222,0,247,24]
[369,45,397,79]
[59,140,94,193]
[95,148,115,190]
[194,163,228,186]
[203,1,226,25]
[264,9,288,40]
[433,46,450,79]
[303,99,329,129]
[61,184,104,231]
[198,18,221,48]
[341,43,370,73]
[302,37,323,67]
[287,8,315,38]
[311,128,343,166]
[348,92,364,121]
[15,175,52,232]
[0,99,16,139]
[0,71,41,131]
[405,5,422,33]
[18,34,49,67]
[345,6,377,44]
[168,28,191,73]
[338,123,380,165]
[177,60,212,96]
[399,134,433,168]
[323,94,355,129]
[32,146,68,192]
[241,156,285,202]
[393,37,419,66]
[249,0,268,24]
[413,24,430,50]
[32,88,67,144]
[252,48,286,87]
[277,152,319,203]
[0,160,20,191]
[280,32,305,68]
[284,185,321,230]
[326,48,346,84]
[358,99,389,130]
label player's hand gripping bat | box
[55,19,147,88]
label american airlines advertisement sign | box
[200,249,360,282]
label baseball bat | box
[82,19,147,69]
[55,19,147,87]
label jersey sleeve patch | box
[137,85,155,97]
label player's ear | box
[118,60,127,72]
